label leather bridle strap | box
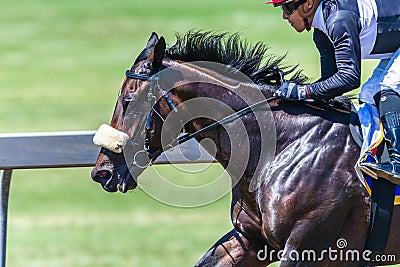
[125,67,278,163]
[125,68,178,151]
[125,70,159,81]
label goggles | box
[280,0,306,15]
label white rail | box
[0,131,215,267]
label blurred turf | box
[8,166,233,267]
[0,0,376,132]
[0,0,384,266]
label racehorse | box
[91,31,400,266]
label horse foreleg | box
[194,228,273,267]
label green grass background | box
[0,0,384,266]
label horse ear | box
[146,32,159,48]
[148,36,166,71]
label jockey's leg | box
[360,48,400,184]
[359,49,400,261]
[363,90,400,184]
[370,102,400,182]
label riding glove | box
[274,81,310,101]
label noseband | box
[124,66,278,169]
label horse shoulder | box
[255,106,367,249]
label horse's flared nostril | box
[97,170,110,178]
[91,168,112,183]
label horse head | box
[91,32,172,193]
[91,31,306,195]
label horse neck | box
[165,59,277,197]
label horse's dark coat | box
[91,32,400,266]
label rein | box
[148,96,277,160]
[125,68,278,167]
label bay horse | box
[91,31,400,266]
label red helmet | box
[265,0,294,7]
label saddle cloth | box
[351,103,400,205]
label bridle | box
[124,65,281,169]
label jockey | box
[268,0,400,183]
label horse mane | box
[165,30,307,86]
[326,95,355,112]
[311,95,354,113]
[165,31,352,112]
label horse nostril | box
[97,170,110,178]
[91,168,112,183]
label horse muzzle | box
[91,153,138,193]
[92,124,139,193]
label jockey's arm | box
[307,10,362,101]
[313,28,336,81]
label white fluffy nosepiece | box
[93,124,129,153]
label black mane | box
[165,31,307,86]
[165,31,352,112]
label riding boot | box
[362,111,400,184]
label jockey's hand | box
[274,81,310,101]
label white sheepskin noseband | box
[93,124,129,153]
